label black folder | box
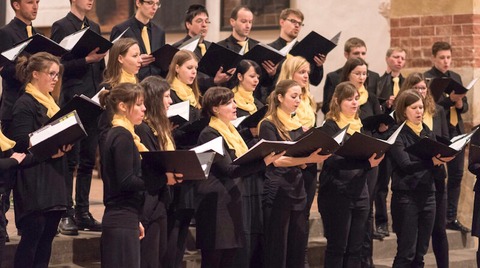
[469,144,480,164]
[243,43,285,67]
[59,27,113,58]
[428,77,478,102]
[198,42,242,77]
[151,44,179,71]
[361,112,396,132]
[178,117,209,133]
[28,111,87,161]
[405,128,478,159]
[47,94,104,125]
[232,105,268,129]
[18,34,68,57]
[232,139,294,165]
[289,31,341,64]
[285,125,347,157]
[0,38,33,67]
[334,122,405,160]
[141,150,216,180]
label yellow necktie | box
[238,40,249,53]
[81,22,85,29]
[26,25,33,38]
[450,106,458,126]
[141,26,151,54]
[392,76,400,97]
[198,43,206,56]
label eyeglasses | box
[45,71,60,80]
[412,86,428,91]
[193,18,211,24]
[285,18,304,27]
[143,1,161,8]
[351,72,368,77]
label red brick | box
[475,58,480,68]
[422,15,453,26]
[435,25,455,35]
[410,38,421,47]
[451,36,474,47]
[390,18,400,28]
[391,38,401,47]
[411,49,422,58]
[400,17,420,27]
[454,14,474,24]
[391,27,410,37]
[411,26,435,36]
[411,59,431,68]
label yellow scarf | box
[119,69,137,84]
[25,83,60,118]
[171,77,199,108]
[233,85,257,115]
[296,93,316,128]
[145,119,175,151]
[358,85,368,106]
[336,112,363,135]
[406,120,423,136]
[423,112,433,131]
[209,116,248,158]
[272,107,303,131]
[112,114,149,152]
[0,131,15,152]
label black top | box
[101,126,145,228]
[170,90,202,149]
[389,123,445,192]
[318,119,371,199]
[217,34,260,54]
[258,119,307,210]
[236,98,264,147]
[10,93,67,226]
[376,72,405,112]
[51,12,105,105]
[424,66,468,136]
[0,17,38,123]
[110,17,166,80]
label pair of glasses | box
[45,72,60,80]
[285,18,304,27]
[143,1,161,8]
[412,86,428,91]
[193,19,211,24]
[352,72,368,77]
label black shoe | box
[446,219,471,233]
[372,230,385,241]
[58,216,79,235]
[75,212,102,232]
[376,224,390,237]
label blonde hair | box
[277,56,316,110]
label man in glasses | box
[110,0,165,81]
[172,4,233,93]
[50,0,106,236]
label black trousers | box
[263,204,307,268]
[14,210,63,268]
[374,156,393,227]
[163,208,194,268]
[141,215,167,268]
[318,190,369,268]
[0,196,6,268]
[432,179,449,268]
[101,227,140,268]
[302,164,317,265]
[201,248,237,268]
[446,147,465,222]
[65,123,98,215]
[391,191,435,268]
[362,168,378,264]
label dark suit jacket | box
[110,17,166,81]
[0,17,38,126]
[172,35,214,93]
[322,67,380,115]
[376,72,405,112]
[51,12,105,105]
[217,34,259,54]
[424,66,468,135]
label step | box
[374,248,477,268]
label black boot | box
[58,216,79,235]
[75,212,102,231]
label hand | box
[51,144,73,159]
[378,123,389,133]
[166,172,183,185]
[263,150,285,166]
[170,121,179,131]
[140,54,155,67]
[10,152,26,164]
[214,67,235,84]
[302,126,311,133]
[385,95,395,109]
[139,222,145,240]
[249,127,258,137]
[368,153,384,168]
[85,47,107,63]
[449,91,465,103]
[261,60,278,77]
[432,154,455,166]
[307,148,331,164]
[313,54,326,67]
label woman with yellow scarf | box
[196,87,280,268]
[259,80,330,268]
[399,72,450,267]
[10,52,71,267]
[318,81,384,268]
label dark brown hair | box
[326,81,359,121]
[201,87,234,117]
[99,82,144,119]
[340,57,368,82]
[394,89,423,123]
[16,52,62,84]
[432,41,451,57]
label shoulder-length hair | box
[103,38,138,88]
[326,81,359,121]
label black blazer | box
[217,34,259,54]
[424,66,468,135]
[110,17,166,81]
[376,72,405,112]
[172,35,214,93]
[51,12,105,105]
[10,93,67,226]
[0,18,38,125]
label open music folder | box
[289,31,341,64]
[428,76,478,102]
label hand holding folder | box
[428,77,478,102]
[289,31,341,65]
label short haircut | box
[185,4,209,26]
[344,37,366,53]
[279,8,304,21]
[431,41,451,56]
[394,89,423,123]
[230,5,252,20]
[202,87,234,117]
[340,57,368,82]
[386,47,406,57]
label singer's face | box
[238,66,259,92]
[215,97,237,123]
[278,85,302,114]
[405,99,424,125]
[187,13,209,38]
[119,44,142,75]
[292,64,310,88]
[339,91,359,117]
[125,97,146,126]
[163,89,172,111]
[175,58,198,85]
[348,64,367,89]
